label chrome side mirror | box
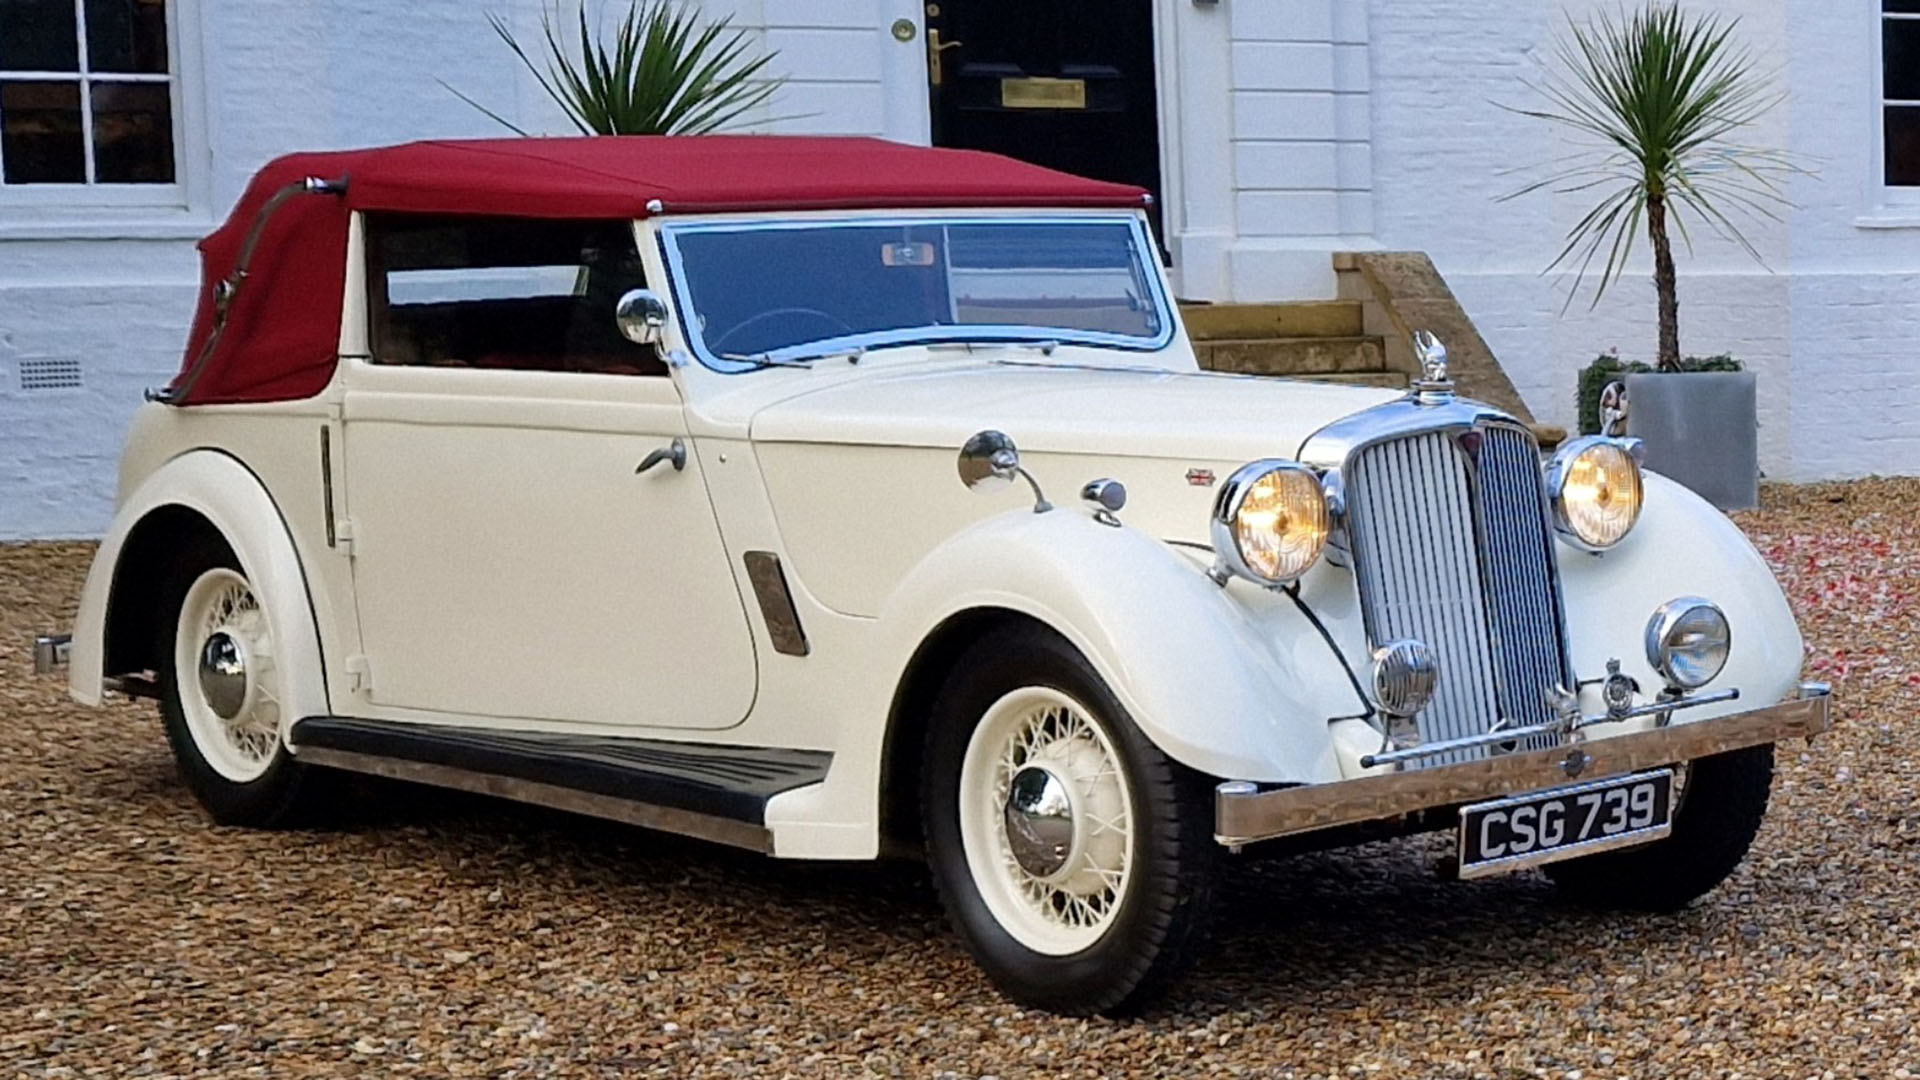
[958,430,1051,513]
[958,430,1020,491]
[615,288,669,345]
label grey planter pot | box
[1624,371,1758,511]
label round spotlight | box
[1645,597,1731,690]
[1371,638,1439,717]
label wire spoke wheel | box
[958,686,1135,956]
[172,567,282,783]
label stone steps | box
[1182,300,1399,384]
[1194,334,1387,377]
[1181,300,1364,341]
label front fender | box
[1559,471,1804,717]
[877,507,1356,784]
[70,449,329,728]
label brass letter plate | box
[1000,76,1087,110]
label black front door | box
[926,0,1163,234]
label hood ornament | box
[1411,330,1454,404]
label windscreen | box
[664,217,1168,369]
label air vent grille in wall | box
[18,358,82,391]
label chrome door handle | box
[636,438,686,474]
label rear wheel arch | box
[76,449,330,724]
[104,504,234,680]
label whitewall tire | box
[922,624,1217,1015]
[172,567,283,783]
[157,541,328,827]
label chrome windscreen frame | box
[656,212,1177,373]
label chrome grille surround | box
[1301,400,1574,768]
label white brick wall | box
[0,0,1913,539]
[1364,0,1920,482]
[0,0,899,539]
[1228,0,1371,240]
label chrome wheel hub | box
[1003,765,1075,879]
[958,687,1135,956]
[197,630,251,721]
[174,568,281,783]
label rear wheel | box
[921,627,1216,1015]
[1546,744,1774,911]
[158,545,327,826]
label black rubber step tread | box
[290,716,831,825]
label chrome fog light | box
[1372,638,1439,717]
[1645,597,1731,690]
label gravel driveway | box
[3,480,1915,1078]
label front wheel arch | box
[879,606,1055,856]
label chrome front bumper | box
[1215,682,1833,847]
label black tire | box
[1545,744,1774,911]
[157,539,329,827]
[921,625,1217,1016]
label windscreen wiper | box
[720,352,814,369]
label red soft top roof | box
[170,136,1150,405]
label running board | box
[288,717,832,854]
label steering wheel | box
[710,307,855,356]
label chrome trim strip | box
[1214,684,1831,846]
[33,633,71,675]
[294,745,774,854]
[657,213,1176,373]
[320,425,337,548]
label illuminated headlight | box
[1547,436,1644,550]
[1209,460,1330,585]
[1645,597,1731,690]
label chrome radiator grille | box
[1343,424,1570,765]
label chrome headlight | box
[1645,597,1731,690]
[1547,436,1644,550]
[1210,460,1330,585]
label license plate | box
[1457,768,1674,880]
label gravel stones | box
[2,480,1915,1076]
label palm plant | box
[1503,4,1796,371]
[450,1,782,137]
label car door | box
[337,213,757,730]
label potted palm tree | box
[449,0,782,136]
[1504,4,1798,510]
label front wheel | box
[921,627,1216,1015]
[158,544,328,827]
[1546,744,1774,911]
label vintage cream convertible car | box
[39,136,1831,1014]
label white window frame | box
[1875,5,1920,210]
[0,0,208,225]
